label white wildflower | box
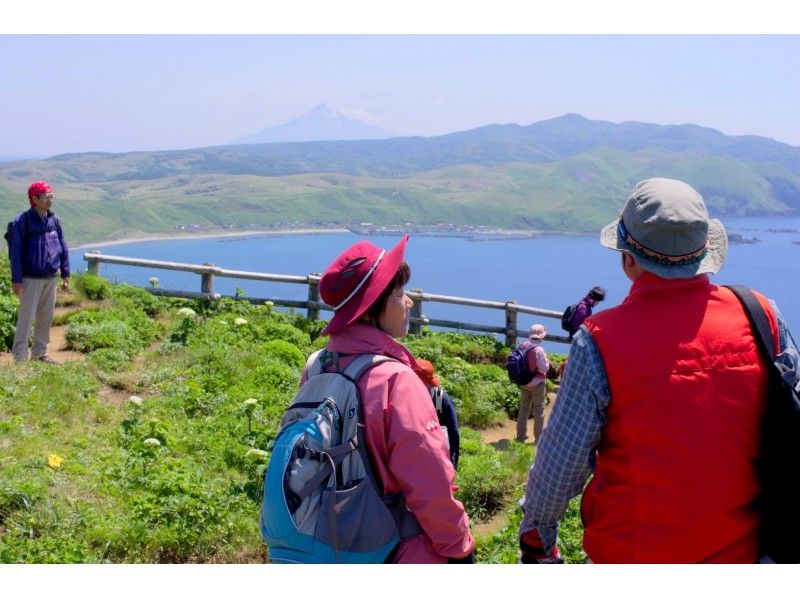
[234,317,248,326]
[148,276,159,288]
[177,307,196,318]
[243,398,258,408]
[129,395,143,406]
[143,437,161,447]
[246,448,269,461]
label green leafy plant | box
[1,275,570,563]
[73,273,112,300]
[0,293,19,351]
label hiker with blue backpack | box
[6,181,70,363]
[509,324,551,444]
[261,236,475,563]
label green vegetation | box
[2,114,798,245]
[0,256,582,563]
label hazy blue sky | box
[2,34,799,157]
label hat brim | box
[600,217,727,279]
[321,235,409,336]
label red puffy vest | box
[582,273,776,563]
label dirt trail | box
[478,391,557,447]
[471,390,557,537]
[0,306,85,366]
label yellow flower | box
[48,454,64,470]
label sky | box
[2,4,799,158]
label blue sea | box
[74,216,800,354]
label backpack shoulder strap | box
[16,211,29,235]
[305,350,395,380]
[726,285,776,362]
[304,348,326,378]
[342,353,396,382]
[340,351,422,542]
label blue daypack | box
[260,350,421,564]
[506,342,534,386]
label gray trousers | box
[516,381,546,443]
[12,276,58,362]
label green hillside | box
[0,259,579,564]
[2,114,799,245]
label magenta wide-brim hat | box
[319,235,409,336]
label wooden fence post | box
[87,252,101,276]
[307,274,321,321]
[505,301,518,348]
[201,263,215,295]
[409,288,423,335]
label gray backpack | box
[260,349,421,563]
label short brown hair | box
[365,261,411,322]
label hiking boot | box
[35,355,58,365]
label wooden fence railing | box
[83,251,570,346]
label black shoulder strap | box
[7,211,27,241]
[726,285,776,362]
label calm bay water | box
[75,215,800,354]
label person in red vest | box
[518,177,799,564]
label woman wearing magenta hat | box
[305,235,475,563]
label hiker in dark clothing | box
[566,286,606,340]
[8,181,70,363]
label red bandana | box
[27,181,53,207]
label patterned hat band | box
[618,218,708,267]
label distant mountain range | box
[1,113,799,244]
[230,104,395,144]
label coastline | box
[73,225,592,250]
[74,227,352,250]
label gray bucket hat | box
[600,178,727,279]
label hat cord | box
[333,249,386,311]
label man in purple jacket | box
[567,286,606,340]
[8,181,70,363]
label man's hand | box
[12,282,22,297]
[520,529,564,564]
[61,278,70,292]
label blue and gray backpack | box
[260,350,421,563]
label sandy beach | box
[73,225,588,251]
[74,227,351,250]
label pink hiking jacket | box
[301,323,475,563]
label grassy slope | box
[0,262,578,563]
[2,145,797,245]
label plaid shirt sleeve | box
[519,325,609,553]
[771,300,799,391]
